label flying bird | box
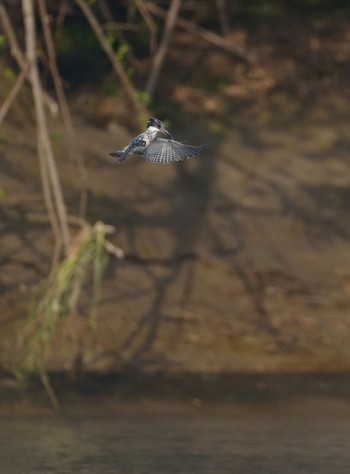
[109,118,205,164]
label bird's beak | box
[160,126,173,140]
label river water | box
[2,399,350,473]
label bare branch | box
[97,1,140,68]
[74,0,148,119]
[215,0,230,36]
[0,4,58,116]
[135,0,157,53]
[98,0,114,23]
[56,0,70,31]
[38,0,88,217]
[22,0,71,249]
[40,372,61,411]
[146,0,181,97]
[145,2,255,63]
[0,60,30,126]
[37,116,64,267]
[0,4,25,65]
[102,21,139,32]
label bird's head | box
[147,118,173,139]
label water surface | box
[2,400,350,473]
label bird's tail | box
[109,150,122,158]
[109,149,128,163]
[109,143,134,162]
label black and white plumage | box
[109,118,205,164]
[139,138,204,164]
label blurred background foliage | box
[2,0,349,121]
[1,0,350,383]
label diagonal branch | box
[145,0,181,97]
[135,0,157,53]
[74,0,148,119]
[0,60,30,126]
[145,2,255,63]
[0,4,58,116]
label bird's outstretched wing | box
[140,138,205,164]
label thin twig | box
[215,0,230,36]
[98,0,139,68]
[40,372,61,411]
[74,0,148,119]
[56,0,70,31]
[102,22,139,32]
[37,137,64,268]
[0,60,30,125]
[135,0,157,52]
[98,0,114,22]
[38,0,88,218]
[146,0,181,97]
[145,2,254,63]
[0,5,25,65]
[0,4,58,115]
